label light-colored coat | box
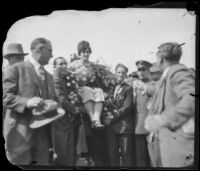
[147,63,195,167]
[3,61,56,164]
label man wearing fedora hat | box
[2,43,28,123]
[3,38,61,165]
[2,43,27,90]
[3,43,28,66]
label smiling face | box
[115,66,128,84]
[79,48,91,62]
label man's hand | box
[103,116,112,126]
[145,114,170,133]
[74,107,81,115]
[26,97,45,109]
[133,80,147,91]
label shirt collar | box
[28,56,42,71]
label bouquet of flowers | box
[88,63,117,91]
[67,60,118,121]
[72,64,96,87]
[62,70,83,121]
[86,63,118,120]
[102,93,118,120]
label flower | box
[82,77,87,81]
[70,100,75,104]
[107,112,112,115]
[104,107,108,111]
[67,82,71,86]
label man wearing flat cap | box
[3,38,60,165]
[132,60,153,167]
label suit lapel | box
[45,71,54,99]
[25,61,42,97]
[114,85,124,104]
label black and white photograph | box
[1,3,198,169]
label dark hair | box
[158,42,182,62]
[53,57,66,67]
[77,40,92,56]
[30,38,51,51]
[115,63,128,73]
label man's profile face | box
[156,46,169,65]
[39,45,53,66]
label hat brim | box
[32,99,58,115]
[4,53,29,59]
[29,108,65,129]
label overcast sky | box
[2,8,196,74]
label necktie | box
[38,66,45,80]
[114,85,122,99]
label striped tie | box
[38,66,45,80]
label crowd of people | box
[2,38,195,168]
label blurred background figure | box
[129,71,139,79]
[3,43,28,66]
[70,53,80,63]
[2,43,28,81]
[149,63,163,81]
[2,43,28,120]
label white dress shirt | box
[28,56,45,80]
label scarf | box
[148,67,170,116]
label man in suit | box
[132,60,153,167]
[51,57,80,165]
[3,38,56,165]
[2,43,27,120]
[103,63,134,167]
[145,42,195,167]
[3,43,27,66]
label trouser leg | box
[119,133,133,167]
[135,134,150,167]
[31,124,51,165]
[106,132,119,166]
